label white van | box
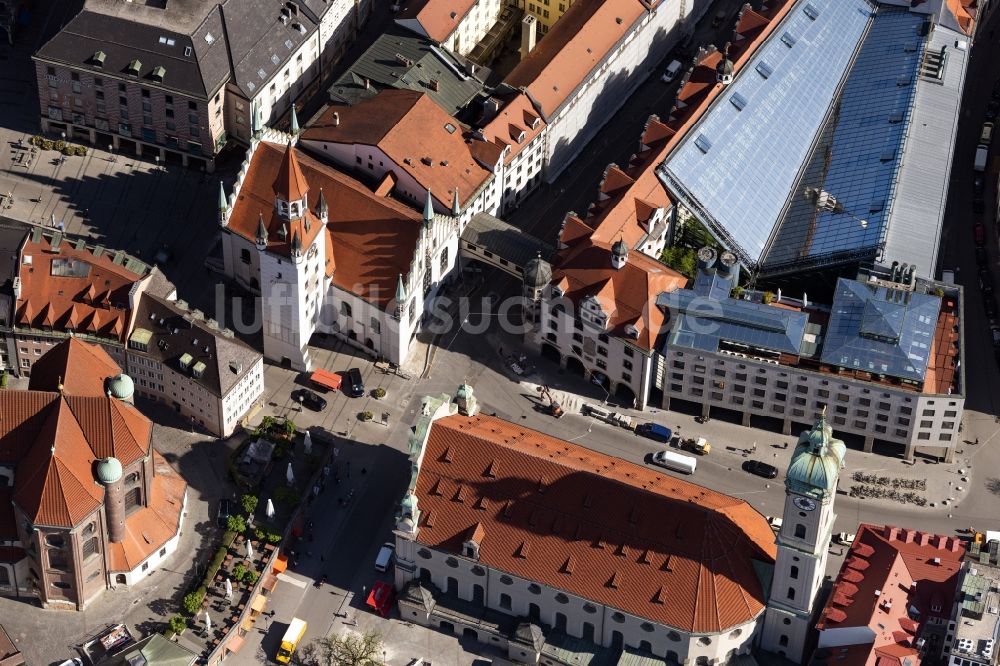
[374,542,395,572]
[651,449,697,474]
[661,59,683,83]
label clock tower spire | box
[760,410,846,662]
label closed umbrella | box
[204,612,211,633]
[265,498,275,519]
[224,577,233,599]
[286,463,295,485]
[303,430,313,454]
[246,538,254,560]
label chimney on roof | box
[520,15,537,61]
[364,78,371,90]
[333,111,340,126]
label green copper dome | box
[455,383,474,400]
[95,457,123,485]
[786,414,846,499]
[105,373,134,400]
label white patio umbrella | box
[265,498,275,519]
[204,611,211,633]
[286,462,295,485]
[224,577,233,599]
[246,538,254,560]
[303,430,313,454]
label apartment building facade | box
[393,389,777,665]
[656,254,965,462]
[8,228,263,437]
[33,0,368,171]
[395,0,503,55]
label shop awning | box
[251,595,267,613]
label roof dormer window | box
[127,59,142,77]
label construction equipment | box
[537,385,564,418]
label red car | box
[975,223,986,246]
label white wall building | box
[500,0,710,182]
[392,388,779,665]
[218,127,458,369]
[395,0,503,56]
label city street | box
[507,0,747,242]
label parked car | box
[375,542,395,572]
[974,173,986,195]
[767,516,783,531]
[661,59,683,83]
[975,222,986,246]
[216,498,234,528]
[635,422,672,443]
[293,388,327,411]
[988,100,1000,121]
[991,326,1000,348]
[835,532,856,546]
[974,197,985,214]
[977,246,989,266]
[979,267,994,295]
[344,368,365,398]
[742,460,779,479]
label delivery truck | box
[681,437,711,455]
[276,618,307,664]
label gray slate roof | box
[462,212,552,270]
[130,292,261,398]
[35,0,329,100]
[328,26,489,117]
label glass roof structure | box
[762,6,926,274]
[659,0,876,268]
[819,278,941,382]
[658,290,809,355]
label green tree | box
[226,514,246,534]
[314,630,385,666]
[241,494,259,516]
[168,615,187,635]
[660,246,698,278]
[182,587,206,615]
[283,418,297,436]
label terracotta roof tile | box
[15,234,146,344]
[28,337,122,395]
[395,0,479,43]
[12,397,104,528]
[552,240,686,351]
[107,450,186,572]
[228,142,424,309]
[414,414,776,633]
[303,91,492,210]
[273,141,309,203]
[816,524,965,661]
[504,0,650,119]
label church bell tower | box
[760,410,845,662]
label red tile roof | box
[504,0,652,119]
[28,337,121,395]
[3,340,153,529]
[395,0,479,42]
[302,91,492,210]
[414,413,776,633]
[552,239,687,351]
[814,524,965,665]
[107,450,186,573]
[273,141,309,203]
[476,93,546,166]
[14,233,149,343]
[229,142,424,310]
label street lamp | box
[155,156,160,169]
[591,374,610,405]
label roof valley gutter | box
[215,4,238,93]
[758,2,878,272]
[429,45,471,81]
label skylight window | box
[803,3,819,20]
[756,61,773,79]
[184,46,192,57]
[781,32,797,48]
[730,92,747,111]
[444,123,457,134]
[158,36,176,46]
[285,39,294,50]
[270,54,280,65]
[694,134,712,154]
[204,32,215,44]
[257,68,267,79]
